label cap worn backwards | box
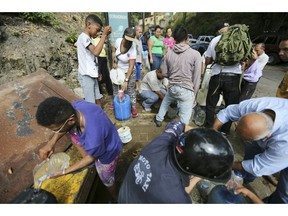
[215,22,229,33]
[123,27,136,42]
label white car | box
[196,35,214,44]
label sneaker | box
[132,107,138,118]
[153,116,162,127]
[142,102,152,112]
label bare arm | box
[111,46,117,69]
[235,186,264,204]
[154,90,165,100]
[50,144,95,178]
[232,161,244,171]
[201,62,206,76]
[212,117,224,130]
[185,124,194,132]
[39,132,67,160]
[185,176,202,194]
[148,38,154,63]
[87,26,111,56]
[122,58,136,91]
[205,56,213,66]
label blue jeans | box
[140,88,167,109]
[242,141,288,203]
[151,53,162,71]
[156,85,194,124]
[78,73,103,103]
[135,62,142,81]
[207,185,246,204]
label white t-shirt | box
[257,52,269,71]
[136,38,143,63]
[114,38,136,72]
[205,35,242,75]
[77,32,99,78]
[140,70,168,92]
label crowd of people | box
[35,14,288,204]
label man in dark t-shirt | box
[118,120,234,203]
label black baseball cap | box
[123,27,136,42]
[215,22,229,33]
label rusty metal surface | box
[0,69,81,203]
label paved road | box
[253,64,286,98]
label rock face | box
[0,13,91,91]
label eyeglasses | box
[52,114,74,133]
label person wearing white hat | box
[111,27,139,118]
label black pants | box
[239,79,258,102]
[205,74,241,134]
[98,56,113,95]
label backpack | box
[215,24,253,66]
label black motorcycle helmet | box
[173,128,234,183]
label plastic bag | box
[225,171,244,194]
[33,152,70,188]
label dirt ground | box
[94,63,287,203]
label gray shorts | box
[78,73,103,103]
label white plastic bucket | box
[117,126,132,144]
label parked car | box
[190,35,214,55]
[196,35,214,44]
[252,33,287,65]
[188,34,197,44]
[191,43,209,55]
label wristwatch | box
[124,78,129,82]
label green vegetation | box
[12,31,20,37]
[21,12,57,26]
[65,31,78,44]
[169,12,288,38]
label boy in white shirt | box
[76,14,111,106]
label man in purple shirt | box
[36,96,122,201]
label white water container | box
[117,126,132,144]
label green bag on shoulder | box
[215,24,253,66]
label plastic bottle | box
[194,107,206,126]
[197,179,215,197]
[233,170,244,183]
[114,94,131,121]
[226,170,244,193]
[189,103,197,123]
[118,90,124,102]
